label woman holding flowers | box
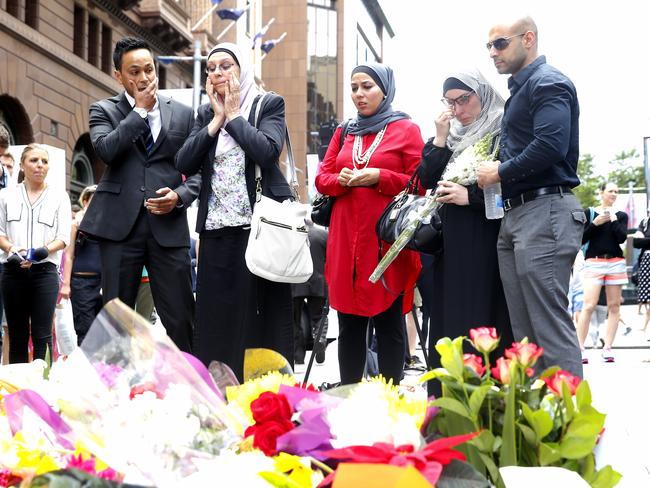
[315,63,423,385]
[418,70,513,380]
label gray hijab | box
[347,62,410,136]
[445,69,505,161]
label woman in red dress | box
[315,63,423,385]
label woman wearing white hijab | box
[418,70,513,395]
[176,43,294,381]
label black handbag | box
[375,174,443,255]
[311,194,334,226]
[310,120,350,227]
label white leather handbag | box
[244,92,313,283]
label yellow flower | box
[258,453,320,488]
[362,376,427,428]
[275,453,314,486]
[11,432,62,475]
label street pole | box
[157,44,206,113]
[645,136,650,212]
[192,40,202,112]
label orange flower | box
[463,354,486,377]
[543,370,581,396]
[505,342,544,368]
[491,357,512,384]
[469,327,499,354]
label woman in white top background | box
[0,143,71,363]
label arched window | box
[70,138,96,204]
[0,95,34,145]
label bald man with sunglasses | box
[477,16,584,377]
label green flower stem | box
[369,197,441,283]
[310,457,333,474]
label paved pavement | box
[294,304,650,486]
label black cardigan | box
[175,93,293,234]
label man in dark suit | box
[81,37,199,351]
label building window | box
[307,2,338,155]
[88,14,99,67]
[101,24,113,74]
[70,149,95,203]
[5,0,19,18]
[158,65,167,89]
[356,25,380,64]
[25,0,39,29]
[73,5,85,58]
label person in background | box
[404,290,425,372]
[0,127,9,363]
[477,16,584,376]
[291,220,328,365]
[568,249,585,327]
[135,267,156,324]
[315,62,423,385]
[577,182,628,363]
[0,126,9,155]
[176,42,294,381]
[1,152,15,189]
[60,185,102,345]
[419,70,513,384]
[0,144,71,362]
[80,37,199,352]
[633,216,650,338]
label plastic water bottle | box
[484,182,504,219]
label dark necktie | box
[143,116,154,153]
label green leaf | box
[436,459,491,488]
[30,469,118,488]
[469,385,490,420]
[565,413,606,440]
[498,374,518,466]
[43,344,51,380]
[558,436,597,459]
[468,430,496,453]
[539,442,561,466]
[431,397,473,420]
[561,381,575,421]
[436,337,465,379]
[539,366,560,379]
[520,402,553,440]
[477,452,502,487]
[581,453,596,479]
[420,367,451,384]
[517,422,537,446]
[575,380,592,410]
[589,465,623,488]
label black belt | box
[593,254,620,259]
[503,186,572,212]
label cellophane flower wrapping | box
[369,132,496,283]
[47,299,244,486]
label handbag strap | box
[253,92,299,202]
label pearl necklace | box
[352,126,387,170]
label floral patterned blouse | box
[205,146,252,230]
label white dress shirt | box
[0,184,72,267]
[124,91,161,142]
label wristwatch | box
[133,107,148,118]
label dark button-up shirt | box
[497,56,580,199]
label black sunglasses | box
[486,33,525,51]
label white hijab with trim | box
[208,42,260,157]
